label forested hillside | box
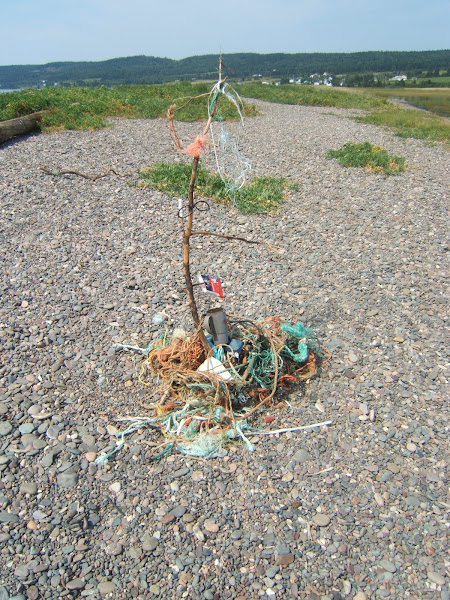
[1,50,449,89]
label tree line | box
[1,50,449,89]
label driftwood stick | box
[0,111,47,144]
[182,56,225,353]
[191,230,280,253]
[39,166,132,181]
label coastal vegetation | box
[138,162,286,214]
[0,83,258,130]
[1,82,449,146]
[326,142,406,174]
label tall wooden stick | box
[182,56,224,351]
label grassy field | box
[238,84,450,144]
[368,87,450,118]
[236,83,388,110]
[1,82,449,146]
[0,83,258,130]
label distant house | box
[390,74,407,81]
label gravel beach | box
[0,100,448,600]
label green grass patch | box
[368,87,450,118]
[235,83,388,110]
[326,141,406,174]
[357,106,450,144]
[0,83,258,131]
[138,162,285,214]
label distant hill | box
[1,50,449,89]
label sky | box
[1,0,449,66]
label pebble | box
[20,481,38,495]
[56,471,79,488]
[66,578,85,590]
[427,571,445,585]
[313,514,331,527]
[0,100,447,600]
[379,559,396,573]
[0,422,12,436]
[97,581,116,596]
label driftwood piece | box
[0,111,47,144]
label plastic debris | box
[97,316,331,462]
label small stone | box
[57,471,79,488]
[19,423,35,434]
[142,535,158,552]
[0,422,12,436]
[290,448,311,464]
[26,586,39,600]
[0,586,9,600]
[109,481,121,494]
[192,470,204,481]
[313,514,331,527]
[275,553,295,566]
[353,593,367,600]
[20,481,38,495]
[98,581,116,596]
[204,522,219,533]
[105,542,123,556]
[27,520,38,530]
[149,584,160,595]
[427,571,445,585]
[85,451,96,462]
[40,452,54,468]
[0,511,19,523]
[374,492,384,507]
[66,578,85,590]
[161,512,175,524]
[348,351,358,363]
[379,559,396,573]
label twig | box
[191,230,281,253]
[39,166,133,181]
[248,420,333,435]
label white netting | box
[208,82,251,203]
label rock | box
[108,481,121,494]
[105,542,123,556]
[353,593,367,600]
[289,448,311,464]
[20,481,38,495]
[0,511,19,523]
[57,471,79,488]
[161,512,175,524]
[427,571,445,585]
[379,559,396,573]
[25,586,39,600]
[204,522,219,533]
[98,581,117,596]
[313,513,331,527]
[142,535,158,552]
[0,422,12,436]
[0,586,9,600]
[275,553,295,566]
[66,578,85,590]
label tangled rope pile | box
[97,317,330,463]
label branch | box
[39,166,133,181]
[191,230,281,253]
